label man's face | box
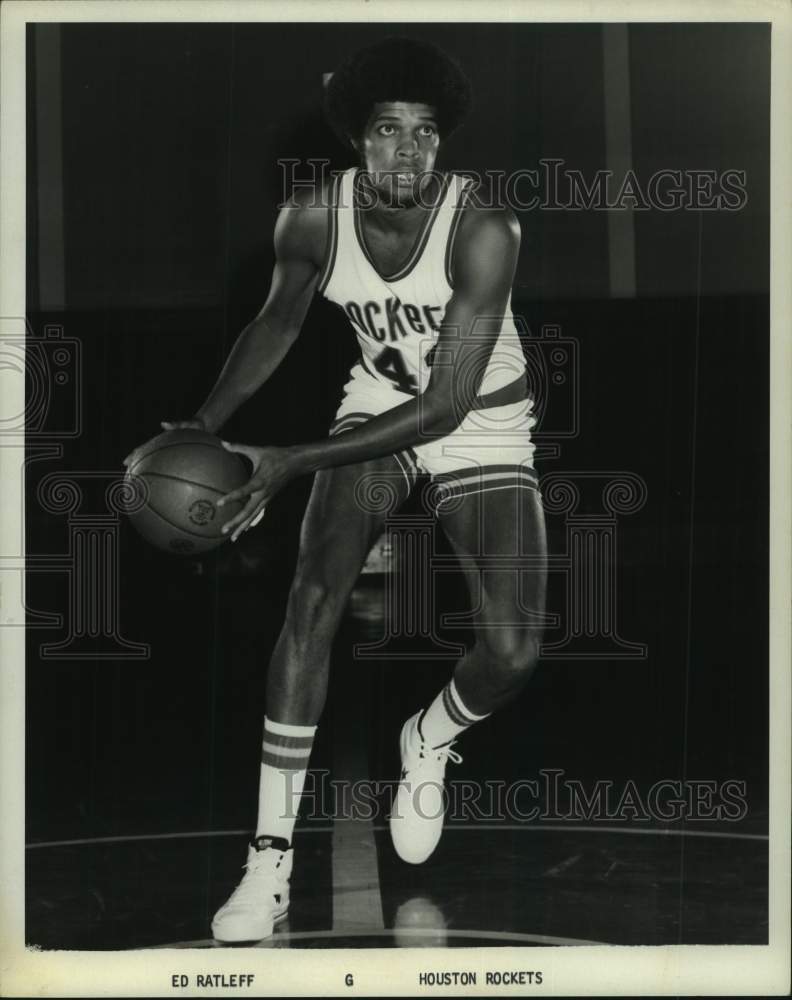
[356,101,441,204]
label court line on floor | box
[144,927,607,949]
[25,823,768,850]
[330,664,384,930]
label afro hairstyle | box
[323,37,472,148]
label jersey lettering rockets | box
[317,167,526,399]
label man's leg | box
[434,481,547,719]
[390,477,546,864]
[213,454,410,941]
[266,457,409,725]
[255,455,410,840]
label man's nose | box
[397,137,419,158]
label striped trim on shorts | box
[430,464,540,508]
[328,412,539,511]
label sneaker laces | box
[226,851,283,907]
[429,745,463,765]
[409,739,463,777]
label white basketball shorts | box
[328,364,539,509]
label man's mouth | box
[368,169,423,199]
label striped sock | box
[255,716,317,843]
[418,677,490,748]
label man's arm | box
[217,205,521,538]
[288,205,521,473]
[193,194,324,433]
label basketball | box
[124,429,250,555]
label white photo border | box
[1,0,789,995]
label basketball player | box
[126,37,547,943]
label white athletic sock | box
[418,677,490,748]
[255,716,317,843]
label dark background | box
[25,22,769,854]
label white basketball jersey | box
[318,167,526,398]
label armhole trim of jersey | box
[444,178,475,288]
[316,173,341,295]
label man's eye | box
[419,125,436,136]
[378,124,395,135]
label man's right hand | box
[122,417,208,468]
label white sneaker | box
[389,712,462,865]
[211,836,292,942]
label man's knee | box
[481,628,541,684]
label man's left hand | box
[217,442,302,542]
